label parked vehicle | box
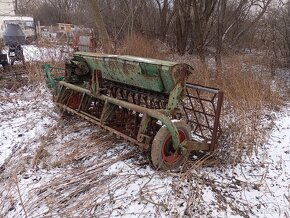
[0,51,9,69]
[0,23,25,68]
[0,15,36,44]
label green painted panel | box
[74,52,193,93]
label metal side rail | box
[183,83,223,152]
[55,81,184,151]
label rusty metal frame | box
[183,83,223,152]
[56,81,182,150]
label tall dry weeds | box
[188,55,284,163]
[118,34,165,59]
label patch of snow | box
[0,86,57,166]
[22,45,71,62]
[0,84,289,218]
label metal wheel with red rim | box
[151,120,191,170]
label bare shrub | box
[118,34,165,59]
[24,63,46,84]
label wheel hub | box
[162,130,186,164]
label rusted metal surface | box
[56,81,182,150]
[56,102,150,150]
[182,83,223,151]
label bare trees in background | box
[16,0,290,68]
[175,0,192,55]
[172,0,273,69]
[215,0,226,73]
[264,0,290,66]
[212,0,272,72]
[17,0,89,26]
[16,0,41,15]
[156,0,175,40]
[284,0,290,64]
[89,0,112,52]
[191,0,216,64]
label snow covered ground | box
[0,46,289,216]
[1,45,71,63]
[22,45,71,62]
[0,80,289,217]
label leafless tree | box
[191,0,216,64]
[215,0,227,74]
[89,0,113,52]
[175,0,192,55]
[262,0,290,66]
[155,0,175,40]
[15,0,284,64]
[211,0,272,72]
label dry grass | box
[25,62,47,84]
[118,34,165,59]
[0,113,147,217]
[186,55,285,163]
[0,73,288,217]
[0,112,276,217]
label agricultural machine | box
[43,52,223,170]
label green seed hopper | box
[73,52,190,93]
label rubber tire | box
[151,120,191,170]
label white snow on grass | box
[22,45,71,62]
[0,85,57,166]
[1,44,71,65]
[0,84,289,218]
